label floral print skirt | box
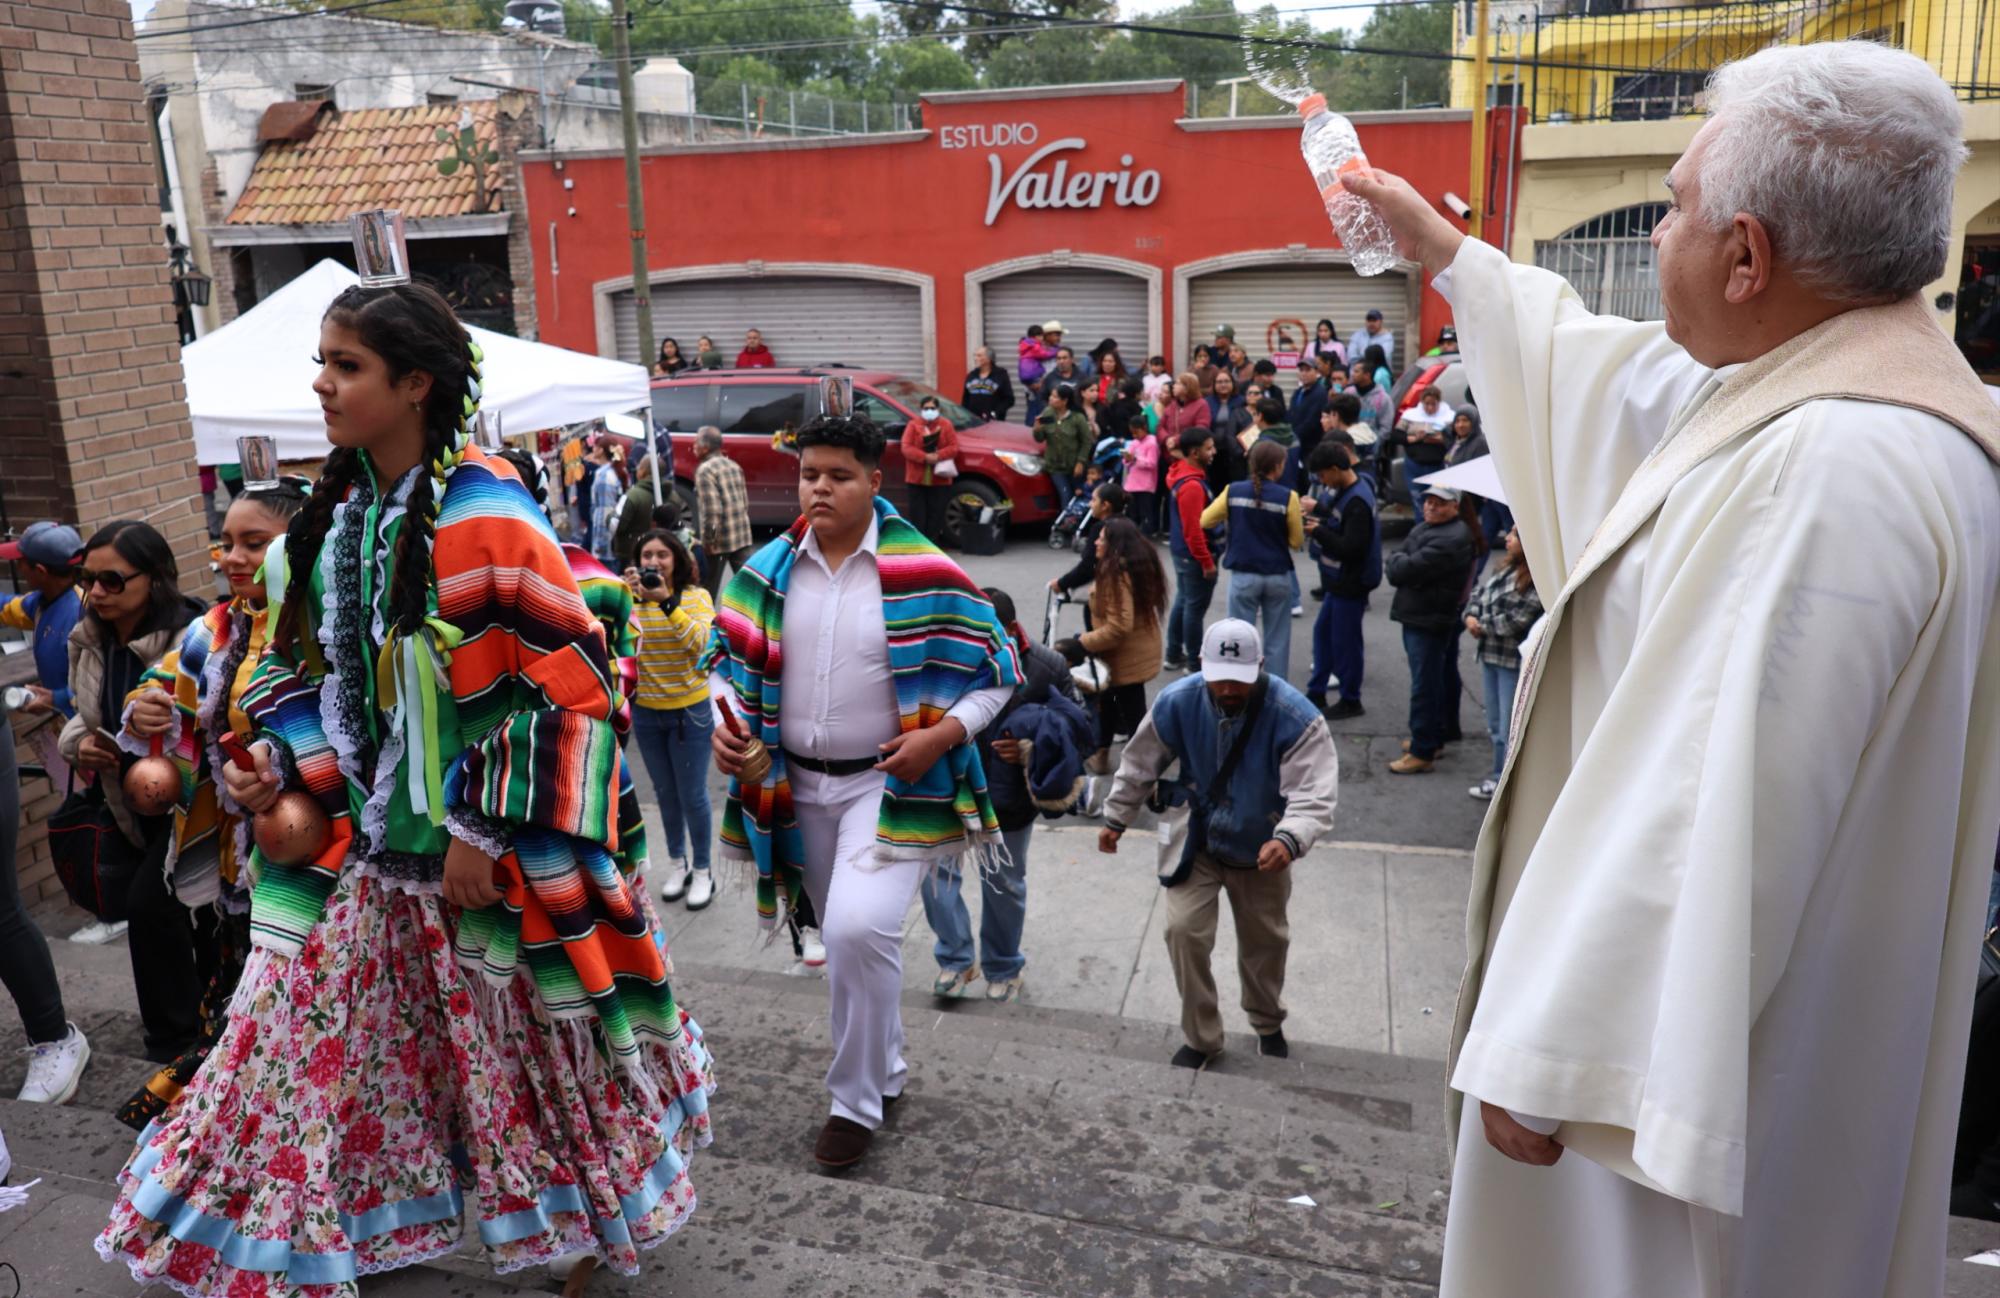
[95,867,715,1298]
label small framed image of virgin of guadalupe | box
[816,375,852,420]
[351,209,410,287]
[236,435,279,490]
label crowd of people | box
[1011,313,1520,799]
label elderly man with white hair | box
[1348,41,2000,1298]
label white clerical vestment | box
[1434,237,2000,1298]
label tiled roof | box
[227,100,506,226]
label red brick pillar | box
[0,0,207,582]
[0,0,208,908]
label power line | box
[137,0,416,40]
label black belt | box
[783,749,879,777]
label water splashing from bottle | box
[1241,12,1313,108]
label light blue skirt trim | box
[124,1081,710,1280]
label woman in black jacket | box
[1100,376,1144,446]
[1385,486,1476,773]
[1204,369,1251,492]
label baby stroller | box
[1047,436,1129,551]
[1043,588,1113,816]
[1049,488,1093,550]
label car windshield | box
[873,380,983,427]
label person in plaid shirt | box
[1463,525,1543,801]
[694,426,755,598]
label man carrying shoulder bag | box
[1098,619,1339,1069]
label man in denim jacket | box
[1098,619,1339,1069]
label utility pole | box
[608,0,653,368]
[1467,0,1490,242]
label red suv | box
[649,368,1057,545]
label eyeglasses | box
[80,568,140,594]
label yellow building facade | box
[1452,0,2000,376]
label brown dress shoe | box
[1389,753,1435,774]
[814,1116,873,1168]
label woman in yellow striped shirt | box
[623,528,717,910]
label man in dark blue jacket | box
[1304,442,1380,719]
[922,587,1084,1004]
[1287,356,1330,461]
[1098,619,1340,1069]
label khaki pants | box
[1163,851,1291,1056]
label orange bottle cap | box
[1298,93,1327,116]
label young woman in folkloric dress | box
[113,480,306,1132]
[97,282,714,1297]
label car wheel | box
[944,478,1006,554]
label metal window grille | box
[1533,203,1668,320]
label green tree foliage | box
[552,0,1453,119]
[1332,2,1453,110]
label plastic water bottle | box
[1298,93,1399,277]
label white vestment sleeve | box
[1438,238,1714,588]
[945,684,1013,740]
[1451,401,1957,1216]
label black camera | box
[640,567,664,590]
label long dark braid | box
[273,448,364,651]
[275,282,478,650]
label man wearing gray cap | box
[0,521,84,724]
[1385,484,1474,774]
[1346,309,1393,372]
[1097,618,1338,1070]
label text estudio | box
[941,122,1163,227]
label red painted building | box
[520,80,1476,388]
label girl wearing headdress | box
[98,282,713,1296]
[112,477,307,1131]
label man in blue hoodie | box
[1098,619,1340,1069]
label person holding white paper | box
[1348,41,2000,1298]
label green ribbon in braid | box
[375,337,483,826]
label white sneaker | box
[685,869,714,911]
[659,861,693,903]
[1291,604,1304,617]
[68,920,127,945]
[18,1023,89,1105]
[1469,779,1498,801]
[799,927,827,967]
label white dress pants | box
[792,767,922,1130]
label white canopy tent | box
[182,259,648,466]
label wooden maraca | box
[716,697,770,784]
[123,731,181,816]
[219,732,332,867]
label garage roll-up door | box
[981,269,1149,372]
[610,275,925,376]
[1186,266,1411,370]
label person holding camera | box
[1096,619,1338,1069]
[626,529,718,909]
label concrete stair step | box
[686,1152,1438,1298]
[679,957,1449,1111]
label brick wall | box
[0,0,207,906]
[497,92,540,341]
[198,157,243,326]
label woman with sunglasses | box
[111,480,308,1131]
[56,520,208,1063]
